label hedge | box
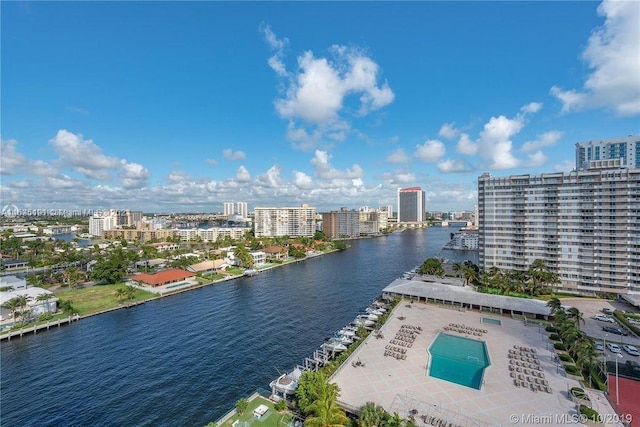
[554,342,566,351]
[549,333,561,341]
[559,353,572,362]
[565,364,580,375]
[579,405,599,421]
[545,325,558,333]
[614,312,640,336]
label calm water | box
[1,227,476,427]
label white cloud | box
[49,129,119,180]
[236,166,251,182]
[456,133,477,155]
[437,159,472,173]
[255,165,283,188]
[477,115,523,169]
[293,171,314,189]
[261,24,289,77]
[311,150,364,180]
[223,148,246,161]
[438,123,459,139]
[554,160,575,172]
[168,171,191,184]
[205,158,218,166]
[119,160,148,189]
[270,40,394,150]
[520,102,543,113]
[0,139,28,175]
[521,130,564,153]
[386,148,410,164]
[524,150,548,168]
[551,0,640,116]
[415,139,445,162]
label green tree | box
[296,371,332,415]
[235,398,248,415]
[91,249,129,284]
[418,258,444,276]
[58,299,76,315]
[358,402,388,427]
[304,379,348,427]
[115,287,127,304]
[1,297,21,320]
[546,297,562,315]
[566,307,584,328]
[333,241,347,251]
[384,412,403,427]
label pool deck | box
[331,302,623,426]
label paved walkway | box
[332,302,623,426]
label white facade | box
[89,215,114,237]
[250,250,266,266]
[254,205,317,237]
[223,202,235,217]
[235,202,248,218]
[0,286,58,320]
[478,166,640,295]
[176,227,250,242]
[576,136,640,170]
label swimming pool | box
[482,317,502,326]
[428,333,490,390]
[165,281,192,290]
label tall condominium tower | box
[254,204,317,237]
[575,135,640,170]
[397,187,426,223]
[223,202,235,217]
[478,166,640,295]
[321,208,360,238]
[235,202,248,219]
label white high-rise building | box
[235,202,248,219]
[478,165,640,295]
[223,202,235,217]
[89,215,115,237]
[379,205,394,218]
[254,205,317,237]
[576,135,640,170]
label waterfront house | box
[0,259,29,271]
[187,259,228,275]
[131,269,195,287]
[0,286,57,320]
[262,246,287,262]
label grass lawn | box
[219,396,293,427]
[55,284,158,315]
[226,268,244,275]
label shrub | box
[579,405,599,421]
[545,325,558,333]
[565,364,580,375]
[235,398,248,415]
[554,342,566,351]
[559,353,572,362]
[274,399,287,411]
[549,333,561,341]
[570,387,590,401]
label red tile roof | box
[132,269,194,286]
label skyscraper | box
[575,135,640,170]
[321,208,360,238]
[397,187,425,223]
[254,204,317,237]
[478,165,640,295]
[235,202,248,219]
[223,202,235,217]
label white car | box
[606,343,622,353]
[593,315,615,323]
[622,345,640,356]
[594,342,605,352]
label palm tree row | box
[474,259,559,296]
[546,298,601,388]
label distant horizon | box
[2,1,638,212]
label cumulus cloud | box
[311,150,364,180]
[205,158,218,165]
[266,32,394,150]
[477,115,523,169]
[119,160,148,189]
[524,150,548,168]
[236,166,251,182]
[521,102,543,114]
[223,148,246,161]
[551,0,640,115]
[554,160,575,172]
[0,139,28,175]
[255,165,284,188]
[438,123,459,139]
[293,171,314,189]
[521,130,563,153]
[49,129,119,180]
[386,148,410,164]
[415,139,445,162]
[456,133,477,155]
[437,159,472,173]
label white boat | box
[332,333,353,345]
[353,316,375,327]
[243,268,258,276]
[270,367,301,397]
[366,308,385,316]
[338,328,356,337]
[323,340,348,352]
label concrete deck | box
[331,302,623,427]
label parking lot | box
[560,298,640,364]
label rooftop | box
[131,269,194,286]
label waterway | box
[1,227,476,427]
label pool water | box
[165,281,191,289]
[428,333,490,390]
[482,317,502,325]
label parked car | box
[622,345,640,357]
[593,315,615,323]
[607,343,622,353]
[603,326,628,336]
[602,308,614,315]
[594,342,605,352]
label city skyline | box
[1,1,639,213]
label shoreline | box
[0,248,343,341]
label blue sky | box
[2,1,639,213]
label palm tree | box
[384,412,403,427]
[358,402,388,427]
[546,297,562,315]
[566,307,584,328]
[304,380,349,427]
[1,297,21,321]
[115,287,127,304]
[451,262,464,280]
[576,341,598,387]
